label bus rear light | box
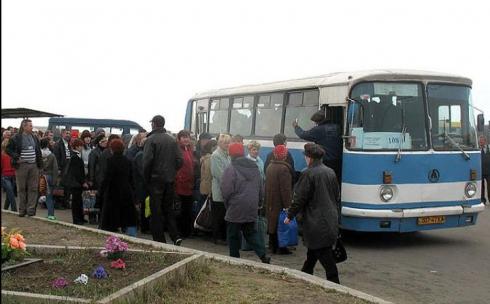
[470,169,477,181]
[383,171,392,184]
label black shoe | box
[18,213,26,217]
[277,248,293,255]
[260,255,271,264]
[73,221,85,225]
[174,238,183,246]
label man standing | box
[143,115,183,245]
[6,119,43,217]
[284,143,340,284]
[292,108,342,182]
[480,135,490,204]
[53,129,73,209]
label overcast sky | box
[2,0,489,131]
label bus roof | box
[192,69,472,99]
[48,117,142,128]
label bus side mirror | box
[477,114,485,132]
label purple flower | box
[92,265,108,279]
[52,277,69,288]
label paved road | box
[30,205,490,304]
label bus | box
[47,117,143,139]
[184,69,486,232]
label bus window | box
[230,96,253,136]
[255,93,283,137]
[284,90,319,138]
[209,98,229,134]
[130,128,140,135]
[111,127,124,135]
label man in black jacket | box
[53,129,73,209]
[143,115,184,245]
[480,135,490,204]
[6,119,42,217]
[285,143,340,284]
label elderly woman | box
[265,145,293,254]
[246,140,265,181]
[99,139,138,236]
[210,133,231,244]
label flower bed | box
[1,247,186,301]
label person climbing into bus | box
[292,107,342,182]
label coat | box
[221,157,263,223]
[294,123,342,162]
[88,146,104,188]
[65,152,85,190]
[287,160,340,249]
[265,160,292,234]
[264,151,295,183]
[53,138,72,170]
[143,128,183,184]
[210,147,230,202]
[132,148,147,204]
[175,145,195,196]
[200,153,212,195]
[6,133,42,169]
[482,145,490,177]
[99,154,138,231]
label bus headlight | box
[464,182,477,198]
[380,186,394,202]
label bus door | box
[195,99,209,136]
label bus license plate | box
[417,216,445,225]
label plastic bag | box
[277,209,298,247]
[194,196,212,231]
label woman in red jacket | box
[175,130,196,238]
[1,139,17,211]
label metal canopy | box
[1,108,64,119]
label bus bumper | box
[340,203,486,232]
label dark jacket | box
[264,151,295,181]
[65,152,85,190]
[97,148,112,189]
[100,154,138,231]
[6,133,42,169]
[265,160,292,234]
[288,160,340,249]
[175,145,195,196]
[221,157,263,223]
[88,146,104,188]
[132,148,147,203]
[294,123,342,162]
[53,138,73,170]
[143,128,183,184]
[482,145,490,176]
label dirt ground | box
[1,212,374,304]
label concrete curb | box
[2,210,392,304]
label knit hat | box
[273,145,288,160]
[228,143,244,158]
[95,128,105,137]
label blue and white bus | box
[184,70,486,232]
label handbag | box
[277,209,298,247]
[332,236,347,263]
[194,196,212,231]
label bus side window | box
[284,90,319,138]
[230,96,253,136]
[209,98,229,134]
[254,93,283,137]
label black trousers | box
[178,195,194,238]
[149,182,180,243]
[71,188,84,224]
[211,200,227,241]
[301,247,340,284]
[482,175,489,203]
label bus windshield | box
[347,82,428,150]
[427,84,477,151]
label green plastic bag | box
[145,196,151,218]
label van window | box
[230,96,253,136]
[284,90,319,138]
[255,93,283,137]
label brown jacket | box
[200,153,212,195]
[265,160,292,234]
